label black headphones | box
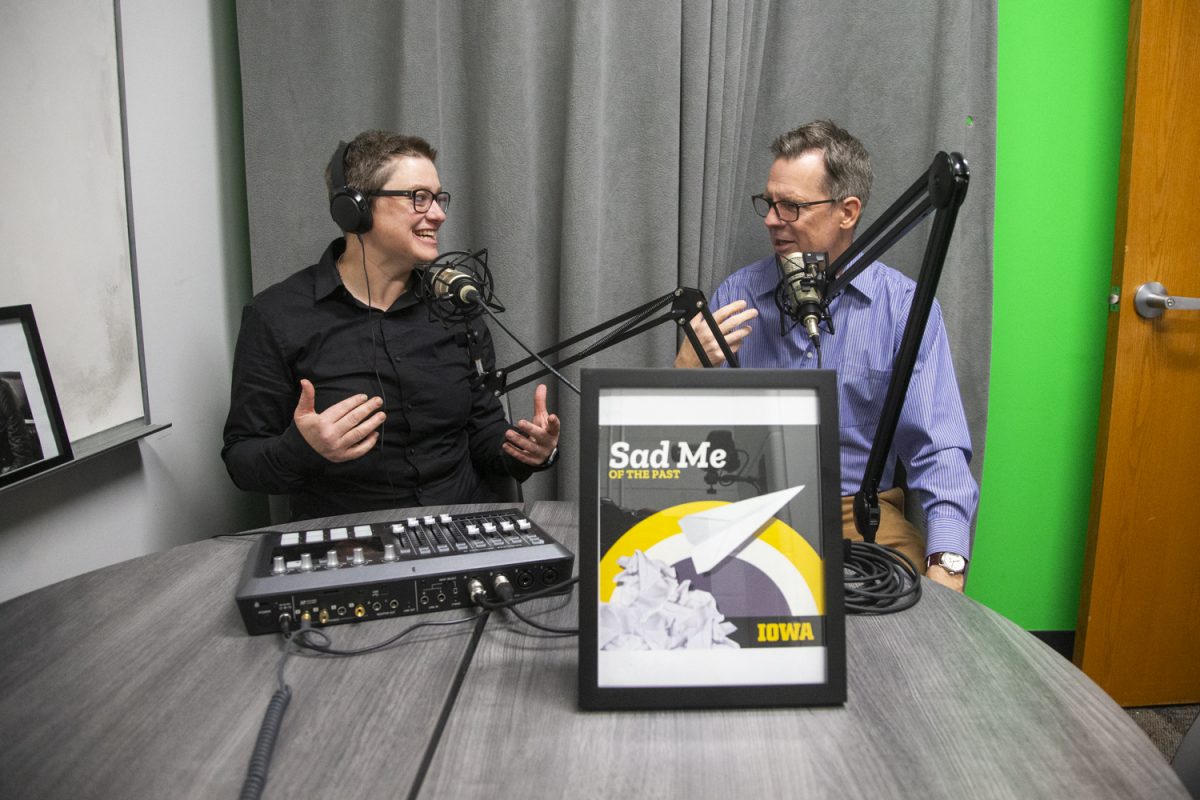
[328,140,373,234]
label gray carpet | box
[1127,705,1200,762]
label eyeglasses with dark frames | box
[751,194,835,222]
[367,188,451,213]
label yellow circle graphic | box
[598,500,825,614]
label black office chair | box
[480,469,522,503]
[1172,712,1200,798]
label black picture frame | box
[0,305,73,488]
[579,367,845,710]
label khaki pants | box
[840,487,926,574]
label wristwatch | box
[539,447,559,468]
[926,551,968,575]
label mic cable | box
[417,248,581,396]
[474,302,580,396]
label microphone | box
[414,249,502,327]
[425,264,481,308]
[780,251,827,345]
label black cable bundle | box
[842,539,922,614]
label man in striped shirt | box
[675,120,978,592]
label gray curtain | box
[235,0,995,506]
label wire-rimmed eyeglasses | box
[751,194,835,222]
[367,188,451,213]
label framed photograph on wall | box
[579,368,845,710]
[0,305,73,488]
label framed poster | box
[0,305,73,487]
[579,368,845,710]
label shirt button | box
[408,448,415,456]
[805,351,814,360]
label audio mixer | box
[235,508,574,635]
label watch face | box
[939,553,967,573]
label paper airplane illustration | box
[678,485,805,574]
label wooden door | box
[1075,0,1200,706]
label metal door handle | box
[1134,282,1200,319]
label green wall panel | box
[966,0,1128,629]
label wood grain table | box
[0,501,1186,799]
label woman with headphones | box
[222,130,559,521]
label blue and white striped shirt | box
[711,255,978,558]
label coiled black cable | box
[239,611,488,799]
[239,622,296,800]
[843,540,922,614]
[239,686,291,800]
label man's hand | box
[926,564,965,593]
[293,379,385,462]
[504,384,561,466]
[674,299,759,368]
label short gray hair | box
[771,119,872,211]
[326,130,438,195]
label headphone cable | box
[357,233,397,499]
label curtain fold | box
[679,1,772,296]
[235,0,995,504]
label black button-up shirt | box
[222,239,529,520]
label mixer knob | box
[383,543,397,562]
[352,547,366,566]
[326,549,339,569]
[271,556,287,575]
[299,553,314,572]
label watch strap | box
[536,446,559,470]
[926,551,968,575]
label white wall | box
[0,0,266,603]
[2,1,144,440]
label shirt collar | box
[314,237,421,311]
[748,252,881,305]
[838,259,880,304]
[314,238,348,302]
